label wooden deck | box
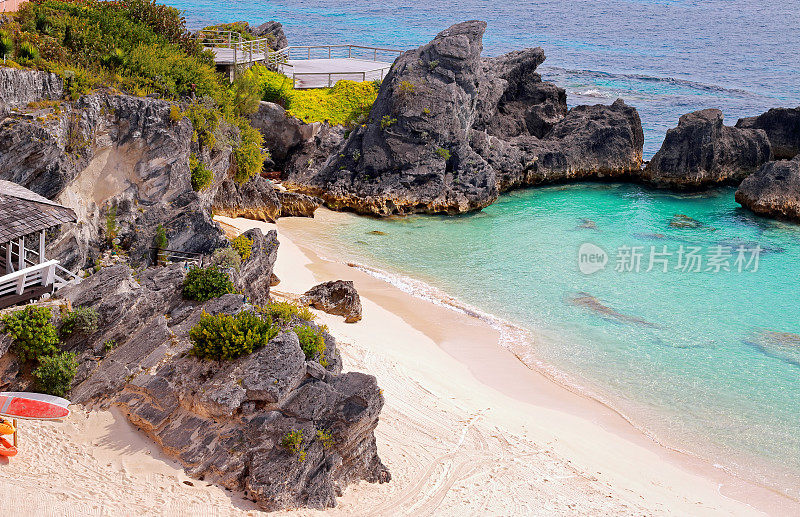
[279,58,393,88]
[200,31,402,88]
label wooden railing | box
[199,30,403,69]
[150,248,204,267]
[284,64,392,88]
[0,260,58,298]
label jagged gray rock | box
[212,175,281,222]
[249,101,320,166]
[283,21,643,215]
[735,155,800,222]
[0,257,388,511]
[0,68,63,112]
[231,228,279,306]
[301,280,363,323]
[736,107,800,160]
[642,109,772,188]
[0,90,229,269]
[251,20,288,50]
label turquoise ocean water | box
[325,185,800,498]
[165,0,800,496]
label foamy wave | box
[570,88,607,98]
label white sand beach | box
[1,212,794,516]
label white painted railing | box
[0,260,58,297]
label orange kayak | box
[0,418,14,435]
[0,437,16,457]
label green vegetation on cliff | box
[4,0,217,99]
[2,0,267,183]
[252,66,377,126]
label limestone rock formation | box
[736,107,800,160]
[0,87,229,269]
[251,20,288,50]
[249,101,320,167]
[277,190,321,217]
[283,21,644,215]
[230,228,279,306]
[735,155,800,222]
[642,109,772,188]
[0,257,388,510]
[301,280,363,323]
[212,175,281,222]
[0,68,63,113]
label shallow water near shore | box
[168,0,799,157]
[291,184,800,500]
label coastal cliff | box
[284,21,644,216]
[0,66,387,510]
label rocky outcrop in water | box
[736,107,800,160]
[301,280,363,323]
[735,155,800,222]
[283,21,644,215]
[641,109,772,188]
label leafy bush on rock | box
[294,324,326,365]
[1,306,59,363]
[182,266,235,302]
[189,310,277,360]
[60,306,99,336]
[33,351,77,397]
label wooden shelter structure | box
[0,180,79,310]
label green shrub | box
[17,41,40,61]
[233,120,265,184]
[169,104,183,123]
[189,310,277,360]
[182,266,234,302]
[2,306,59,363]
[154,223,168,249]
[281,429,306,461]
[210,246,242,271]
[396,80,415,97]
[105,204,118,245]
[189,153,213,191]
[435,147,451,160]
[232,68,261,117]
[250,66,378,126]
[0,31,13,61]
[294,325,326,365]
[316,428,335,450]
[103,339,117,351]
[230,235,252,261]
[185,99,221,151]
[380,115,397,129]
[261,301,315,326]
[60,306,99,336]
[32,351,77,397]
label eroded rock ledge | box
[284,21,644,216]
[736,155,800,222]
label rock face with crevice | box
[641,109,772,188]
[736,155,800,222]
[283,21,644,215]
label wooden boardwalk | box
[279,58,393,88]
[200,30,402,88]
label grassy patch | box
[251,66,378,126]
